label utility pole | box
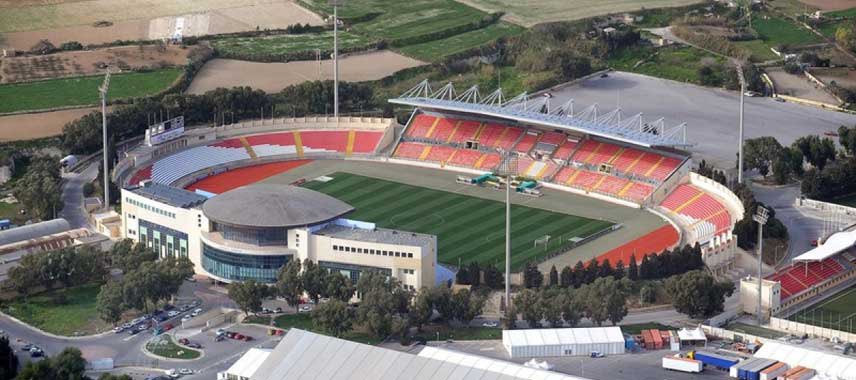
[754,206,769,325]
[331,0,344,122]
[99,70,112,209]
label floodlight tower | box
[737,66,746,184]
[99,70,112,209]
[330,0,344,121]
[496,152,518,319]
[754,205,769,325]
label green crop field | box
[607,45,726,85]
[212,31,375,57]
[397,22,524,61]
[790,284,856,333]
[302,172,614,270]
[0,68,182,114]
[752,14,822,47]
[734,40,780,62]
[299,0,487,41]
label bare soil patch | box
[0,1,322,50]
[187,51,425,94]
[454,0,703,26]
[812,67,856,88]
[799,0,856,11]
[1,45,189,83]
[0,107,104,141]
[767,67,840,104]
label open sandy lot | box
[454,0,702,26]
[1,45,189,83]
[766,67,839,105]
[187,51,425,94]
[799,0,856,11]
[0,0,322,50]
[0,107,104,141]
[812,67,856,88]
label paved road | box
[751,182,826,264]
[59,161,99,229]
[550,72,856,169]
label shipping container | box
[780,366,805,379]
[651,330,663,349]
[759,362,787,380]
[694,351,740,370]
[786,367,816,380]
[641,330,654,350]
[663,356,703,373]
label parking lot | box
[551,71,856,169]
[429,340,732,380]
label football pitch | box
[302,172,615,270]
[789,284,856,333]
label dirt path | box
[766,67,839,105]
[0,107,103,141]
[187,51,425,94]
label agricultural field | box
[449,0,703,27]
[734,40,780,62]
[0,68,181,114]
[752,13,822,47]
[0,107,103,142]
[1,45,189,83]
[187,52,423,95]
[790,284,856,333]
[300,0,488,41]
[397,22,524,62]
[799,0,856,12]
[607,45,726,85]
[301,172,614,270]
[211,31,375,59]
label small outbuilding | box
[677,326,708,348]
[502,327,625,358]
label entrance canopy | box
[792,229,856,262]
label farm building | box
[502,327,625,358]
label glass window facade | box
[213,223,288,246]
[202,243,291,283]
[318,261,390,284]
[138,219,188,258]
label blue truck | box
[691,351,740,371]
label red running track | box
[595,224,680,264]
[185,160,311,194]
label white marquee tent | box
[502,327,625,358]
[754,341,856,380]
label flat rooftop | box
[314,224,435,253]
[131,181,208,208]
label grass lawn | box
[734,40,781,62]
[752,13,822,47]
[299,0,487,41]
[723,322,787,339]
[211,31,374,58]
[607,46,726,85]
[0,201,28,226]
[0,283,109,336]
[302,172,614,270]
[830,193,856,207]
[618,322,671,335]
[414,325,502,341]
[0,68,182,114]
[146,334,201,360]
[790,285,856,333]
[272,313,383,345]
[242,315,271,325]
[818,20,844,39]
[397,22,524,62]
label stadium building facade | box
[121,181,436,290]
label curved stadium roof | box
[203,184,353,228]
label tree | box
[793,135,834,170]
[666,270,735,318]
[579,277,629,326]
[523,262,543,289]
[613,260,625,280]
[52,347,87,380]
[559,266,573,288]
[572,260,585,288]
[513,289,541,328]
[276,259,303,309]
[539,289,564,327]
[301,259,327,304]
[409,288,434,330]
[839,125,856,156]
[640,285,656,304]
[228,280,272,316]
[743,137,784,177]
[559,289,581,327]
[6,254,41,298]
[548,265,559,288]
[0,336,17,380]
[452,288,486,325]
[12,157,62,221]
[627,254,638,281]
[428,285,454,322]
[598,259,614,279]
[483,265,504,289]
[98,374,133,380]
[836,23,856,51]
[323,272,355,302]
[467,262,481,287]
[355,271,411,339]
[312,299,353,337]
[96,280,124,324]
[15,361,54,380]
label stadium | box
[109,81,746,288]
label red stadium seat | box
[406,114,436,138]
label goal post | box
[534,235,551,250]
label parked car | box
[232,333,245,341]
[179,368,193,375]
[186,342,202,349]
[274,307,283,313]
[600,73,609,78]
[298,305,312,313]
[163,304,175,311]
[590,351,605,358]
[21,344,33,352]
[178,338,190,345]
[167,311,179,318]
[242,335,253,342]
[216,328,227,336]
[165,369,179,378]
[261,308,272,314]
[181,315,192,322]
[128,328,140,335]
[214,335,225,342]
[825,131,839,137]
[192,308,203,316]
[482,321,498,328]
[29,348,44,358]
[113,326,124,333]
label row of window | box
[125,197,176,219]
[139,219,188,258]
[332,244,414,258]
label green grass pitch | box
[302,172,614,270]
[789,284,856,333]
